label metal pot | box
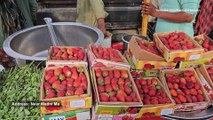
[3,22,103,66]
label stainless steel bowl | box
[3,22,104,62]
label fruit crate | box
[179,57,213,68]
[196,67,213,101]
[194,34,213,58]
[154,31,204,62]
[87,44,130,68]
[198,65,213,89]
[134,77,175,116]
[46,46,87,67]
[91,67,142,115]
[40,64,92,114]
[159,68,210,111]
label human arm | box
[89,0,108,35]
[141,2,194,23]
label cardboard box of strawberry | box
[160,68,210,111]
[40,65,92,114]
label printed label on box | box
[76,111,90,120]
[70,99,86,108]
[98,114,113,120]
[189,54,201,60]
[49,116,65,120]
[160,108,173,115]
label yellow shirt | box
[76,0,108,27]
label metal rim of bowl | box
[3,22,104,61]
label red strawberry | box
[64,69,71,77]
[77,67,84,73]
[124,86,132,95]
[113,70,120,78]
[52,80,61,90]
[44,82,51,90]
[130,92,137,98]
[75,87,84,95]
[104,76,111,85]
[46,88,56,95]
[125,96,133,102]
[57,90,66,97]
[118,78,125,85]
[95,69,102,77]
[73,78,81,87]
[105,84,113,92]
[45,72,53,81]
[58,74,65,81]
[111,83,119,91]
[151,78,158,85]
[129,108,137,114]
[100,92,109,102]
[71,67,77,73]
[97,77,104,86]
[111,78,118,84]
[45,93,56,99]
[125,79,132,87]
[197,94,204,102]
[102,70,109,77]
[66,87,75,96]
[48,76,58,84]
[71,71,79,80]
[116,90,127,102]
[121,70,128,78]
[148,89,156,96]
[77,50,85,60]
[109,96,117,102]
[79,72,87,81]
[184,70,194,77]
[67,78,74,87]
[60,84,67,91]
[108,91,116,97]
[54,68,63,76]
[98,85,105,93]
[109,70,114,79]
[61,80,67,85]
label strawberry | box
[121,70,128,78]
[66,87,75,96]
[125,96,133,102]
[48,76,58,84]
[45,93,56,99]
[111,83,119,91]
[73,78,81,87]
[148,89,156,96]
[100,92,109,102]
[113,70,120,78]
[67,78,74,87]
[108,91,116,97]
[109,96,117,102]
[118,78,125,85]
[102,70,109,77]
[63,66,71,77]
[116,90,127,102]
[45,72,53,81]
[60,84,67,91]
[139,79,147,85]
[71,71,79,80]
[111,78,118,84]
[130,92,137,98]
[98,85,105,93]
[151,78,158,85]
[44,82,51,90]
[46,88,56,95]
[57,90,66,97]
[97,77,104,86]
[71,67,77,73]
[104,76,111,85]
[125,79,132,87]
[105,85,113,92]
[79,72,87,81]
[58,74,65,81]
[95,69,102,77]
[109,70,114,79]
[54,68,63,76]
[52,80,61,90]
[124,86,132,95]
[197,94,204,102]
[77,67,84,73]
[75,87,84,95]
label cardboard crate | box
[196,67,213,101]
[159,68,210,111]
[194,34,213,58]
[154,31,204,62]
[87,44,130,68]
[91,67,142,115]
[41,109,90,120]
[40,65,92,114]
[198,65,213,88]
[135,77,175,117]
[46,46,87,66]
[179,58,213,68]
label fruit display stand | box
[159,68,210,112]
[134,77,175,117]
[40,65,92,114]
[194,34,213,58]
[154,31,204,62]
[87,44,130,68]
[91,67,142,116]
[46,46,87,67]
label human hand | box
[141,2,158,17]
[97,18,107,36]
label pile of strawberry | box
[49,47,85,60]
[44,66,87,98]
[135,78,171,105]
[207,66,213,82]
[95,69,139,102]
[138,41,162,57]
[165,70,205,104]
[159,32,197,50]
[91,45,123,62]
[194,37,213,52]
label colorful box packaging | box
[159,68,210,111]
[179,58,213,68]
[154,31,204,62]
[40,64,92,114]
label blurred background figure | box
[15,0,38,28]
[76,0,108,36]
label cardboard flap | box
[129,36,165,61]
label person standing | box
[15,0,38,28]
[76,0,108,36]
[142,0,201,37]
